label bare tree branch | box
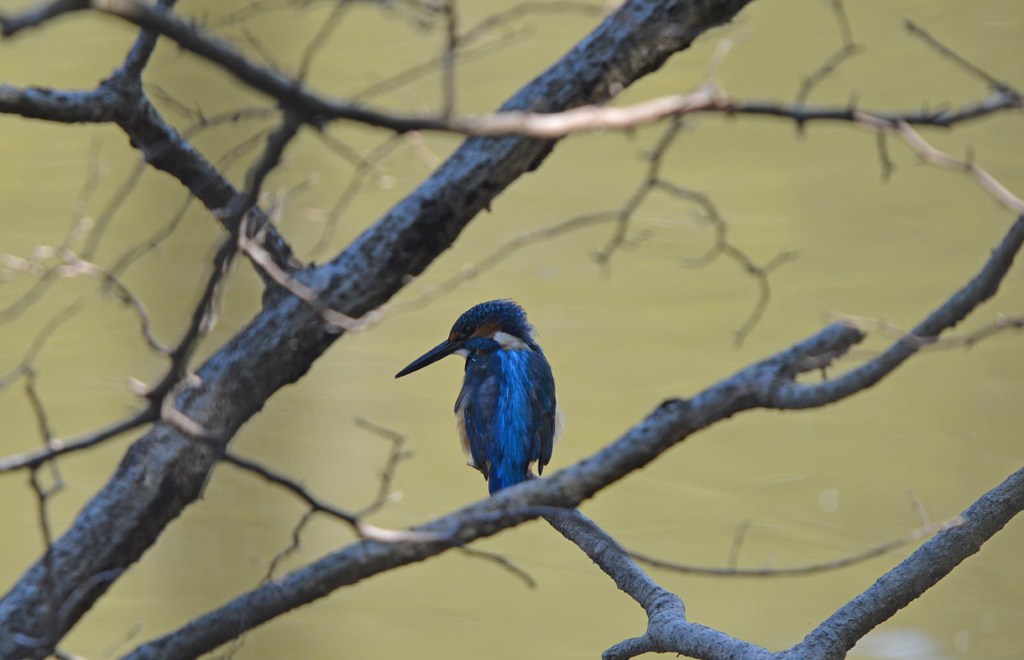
[628,516,963,577]
[0,408,158,473]
[794,0,860,107]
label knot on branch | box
[752,322,865,407]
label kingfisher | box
[395,299,562,494]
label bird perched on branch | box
[396,300,562,494]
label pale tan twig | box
[830,312,1024,351]
[892,120,1024,214]
[469,82,720,139]
[704,31,748,82]
[161,390,217,442]
[237,218,367,333]
[906,490,931,528]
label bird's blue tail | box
[489,462,536,495]
[487,466,527,494]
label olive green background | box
[1,1,1022,658]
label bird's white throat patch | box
[492,331,530,350]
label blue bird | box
[396,300,562,494]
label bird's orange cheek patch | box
[471,321,501,338]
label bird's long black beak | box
[395,339,463,378]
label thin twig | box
[891,119,1024,214]
[296,1,346,82]
[262,509,316,582]
[354,417,413,517]
[457,547,537,588]
[307,133,405,259]
[221,450,360,527]
[830,312,1024,351]
[905,20,1013,92]
[28,467,61,655]
[794,0,860,107]
[0,303,83,389]
[629,517,964,577]
[237,218,366,332]
[440,0,457,117]
[0,408,159,473]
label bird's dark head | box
[395,299,538,378]
[448,299,535,348]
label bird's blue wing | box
[455,353,499,482]
[526,350,557,474]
